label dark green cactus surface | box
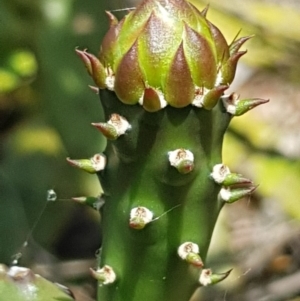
[97,90,231,301]
[70,0,268,300]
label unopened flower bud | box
[78,0,251,111]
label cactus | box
[71,0,268,300]
[0,265,74,301]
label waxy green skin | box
[96,89,231,301]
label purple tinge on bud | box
[138,11,183,90]
[183,24,217,89]
[200,85,229,109]
[141,87,166,112]
[89,0,252,110]
[99,18,125,70]
[229,35,253,56]
[85,52,107,89]
[105,11,119,27]
[114,41,145,104]
[165,43,194,108]
[220,51,247,85]
[75,49,92,75]
[207,21,230,64]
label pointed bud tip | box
[66,154,106,173]
[88,85,99,94]
[186,253,204,268]
[75,48,92,75]
[200,4,210,17]
[92,121,118,139]
[72,196,87,203]
[66,157,79,167]
[105,10,118,27]
[199,268,232,286]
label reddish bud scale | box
[93,0,251,110]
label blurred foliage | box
[0,0,128,266]
[1,0,300,300]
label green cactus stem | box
[72,0,268,300]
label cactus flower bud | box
[77,0,250,111]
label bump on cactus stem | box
[210,164,230,184]
[199,268,232,286]
[222,173,253,186]
[66,153,106,174]
[178,242,203,267]
[72,195,105,211]
[211,164,252,186]
[168,149,194,174]
[90,266,116,285]
[222,93,269,116]
[129,206,154,229]
[220,186,258,204]
[92,113,131,140]
[92,122,118,140]
[47,189,57,201]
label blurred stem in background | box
[0,0,129,266]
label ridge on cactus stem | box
[72,0,269,300]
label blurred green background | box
[0,0,300,300]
